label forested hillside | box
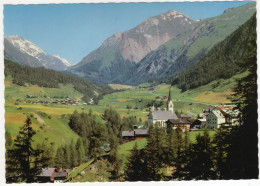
[4,59,112,102]
[171,13,256,91]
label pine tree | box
[109,138,121,181]
[70,140,77,168]
[229,17,258,178]
[63,144,71,169]
[184,130,214,180]
[76,138,85,165]
[141,124,167,181]
[54,147,64,169]
[125,142,144,181]
[6,117,48,183]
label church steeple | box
[167,87,172,103]
[167,87,174,113]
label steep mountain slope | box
[4,59,112,103]
[127,3,256,85]
[171,13,256,91]
[4,36,71,71]
[67,10,195,84]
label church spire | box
[167,86,172,102]
[167,86,174,113]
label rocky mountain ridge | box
[4,36,71,71]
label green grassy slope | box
[172,13,256,91]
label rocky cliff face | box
[125,3,256,85]
[68,10,195,83]
[4,36,71,71]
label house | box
[122,131,135,143]
[148,87,178,128]
[36,168,68,183]
[134,129,149,140]
[206,108,226,129]
[180,114,192,120]
[205,106,239,129]
[166,119,191,131]
[122,128,149,143]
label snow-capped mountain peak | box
[6,35,47,58]
[53,55,72,67]
[4,35,72,71]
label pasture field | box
[5,72,234,150]
[108,84,134,90]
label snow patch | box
[53,55,72,67]
[6,36,47,58]
[144,34,152,38]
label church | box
[148,87,178,128]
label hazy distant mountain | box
[126,3,256,85]
[4,36,71,71]
[67,10,196,84]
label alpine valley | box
[4,2,258,183]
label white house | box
[206,108,226,129]
[206,106,240,129]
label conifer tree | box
[76,138,85,165]
[125,142,144,181]
[6,117,48,183]
[70,140,77,168]
[184,130,214,180]
[63,144,71,169]
[54,146,64,168]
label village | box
[122,88,240,143]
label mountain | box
[126,3,256,85]
[4,59,112,103]
[4,36,72,71]
[171,13,256,91]
[67,10,196,84]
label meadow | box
[5,72,237,150]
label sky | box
[4,1,254,64]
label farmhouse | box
[148,88,178,127]
[166,119,191,131]
[122,128,149,143]
[36,168,68,183]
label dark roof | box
[151,110,178,120]
[53,171,67,178]
[122,131,135,137]
[134,129,149,135]
[181,114,192,118]
[186,119,196,123]
[167,119,191,125]
[37,168,55,177]
[203,107,214,112]
[37,168,67,178]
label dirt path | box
[33,113,45,125]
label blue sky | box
[4,1,253,64]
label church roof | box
[151,110,178,120]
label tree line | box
[4,59,112,103]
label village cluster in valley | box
[122,88,240,143]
